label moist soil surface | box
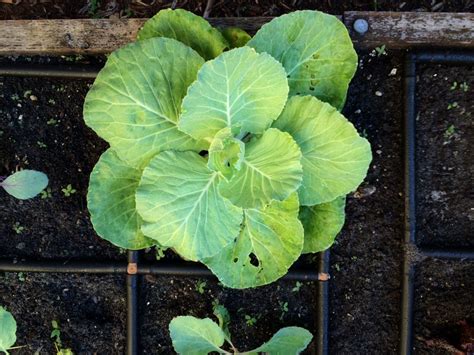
[0,273,126,353]
[0,0,473,20]
[0,18,473,355]
[416,64,474,249]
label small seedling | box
[292,281,303,292]
[460,81,469,92]
[0,170,48,200]
[279,301,289,320]
[61,184,76,197]
[447,102,459,110]
[12,222,24,235]
[450,81,458,90]
[17,272,25,282]
[47,118,58,125]
[195,280,207,294]
[37,141,47,148]
[374,44,387,57]
[51,320,74,355]
[244,315,257,327]
[48,99,56,105]
[41,188,53,199]
[444,125,456,139]
[155,246,168,261]
[169,305,312,354]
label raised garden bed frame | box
[0,11,473,355]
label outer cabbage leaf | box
[179,47,289,142]
[207,127,245,180]
[248,327,313,355]
[136,151,243,261]
[299,196,346,253]
[220,27,251,48]
[203,193,304,289]
[84,37,206,169]
[273,96,371,205]
[137,9,228,60]
[0,307,16,354]
[88,149,156,250]
[219,128,303,209]
[1,170,48,200]
[248,10,357,110]
[169,316,226,355]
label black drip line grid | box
[0,49,474,355]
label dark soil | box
[413,258,474,354]
[0,56,124,260]
[0,0,473,20]
[330,51,405,354]
[0,272,126,353]
[416,64,474,248]
[139,276,318,353]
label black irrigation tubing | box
[400,49,474,355]
[316,250,330,355]
[0,63,100,79]
[127,251,139,355]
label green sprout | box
[155,246,168,261]
[450,81,458,90]
[37,141,47,148]
[41,188,53,199]
[279,301,289,320]
[195,280,207,294]
[51,320,74,355]
[460,81,469,92]
[447,102,458,110]
[47,118,58,125]
[12,222,24,234]
[444,125,456,139]
[245,315,257,327]
[374,44,387,57]
[61,184,76,197]
[292,281,303,293]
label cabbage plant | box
[84,9,371,288]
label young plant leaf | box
[273,95,372,205]
[220,27,252,48]
[219,128,303,208]
[87,149,156,250]
[169,316,226,355]
[136,151,243,261]
[0,307,16,354]
[248,10,357,110]
[207,127,245,180]
[203,193,304,288]
[84,37,206,169]
[179,47,289,142]
[137,9,229,60]
[212,303,232,341]
[248,326,313,354]
[1,170,48,200]
[299,196,346,253]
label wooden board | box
[345,11,474,49]
[0,12,472,55]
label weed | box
[245,314,257,326]
[62,184,77,197]
[444,125,456,139]
[374,45,387,57]
[279,301,289,320]
[51,320,74,355]
[292,281,303,292]
[195,280,207,294]
[460,81,469,92]
[447,102,458,110]
[13,222,24,234]
[41,188,53,199]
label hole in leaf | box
[309,87,314,91]
[199,150,208,157]
[249,253,259,267]
[233,258,238,263]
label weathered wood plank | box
[0,17,273,55]
[345,11,474,49]
[0,12,472,55]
